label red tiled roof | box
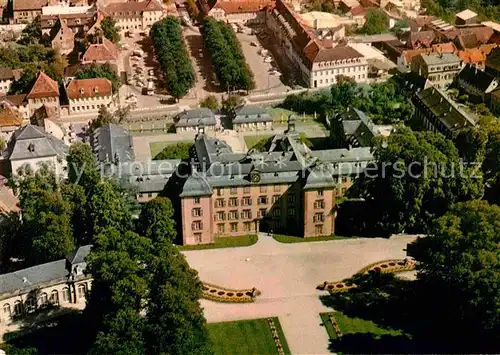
[459,26,493,44]
[13,0,47,11]
[402,42,457,64]
[0,94,28,107]
[305,43,363,64]
[104,0,163,16]
[459,44,497,65]
[82,37,119,62]
[408,31,436,49]
[66,78,112,99]
[212,0,273,14]
[349,6,366,16]
[26,72,59,99]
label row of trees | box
[422,0,499,23]
[201,17,255,92]
[151,17,195,100]
[281,75,413,125]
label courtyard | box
[184,234,417,354]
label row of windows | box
[216,185,284,196]
[314,66,367,77]
[214,195,296,208]
[72,103,111,111]
[2,285,87,318]
[217,222,253,233]
[316,74,365,85]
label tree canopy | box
[410,200,500,349]
[153,142,192,160]
[75,62,120,92]
[201,18,255,92]
[352,126,483,235]
[151,17,195,100]
[359,9,388,35]
[100,17,120,44]
[422,0,499,23]
[200,95,219,111]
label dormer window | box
[93,87,99,94]
[79,88,84,95]
[28,143,35,152]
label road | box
[184,234,417,354]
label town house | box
[65,78,114,115]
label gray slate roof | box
[175,108,217,127]
[8,125,68,161]
[0,245,91,298]
[231,106,273,124]
[91,124,134,164]
[180,172,213,197]
[456,64,499,93]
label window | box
[13,301,22,316]
[287,208,295,216]
[194,233,202,243]
[258,209,267,217]
[287,195,296,204]
[229,197,238,207]
[50,290,59,305]
[315,225,323,234]
[192,221,202,230]
[217,188,223,196]
[215,211,226,221]
[77,284,86,299]
[215,198,225,208]
[317,189,324,196]
[243,222,252,231]
[243,186,251,193]
[217,223,225,233]
[272,195,280,203]
[229,210,238,220]
[3,304,11,318]
[241,197,252,206]
[26,297,36,313]
[260,185,267,193]
[273,208,281,217]
[230,187,237,195]
[230,223,238,232]
[192,208,202,217]
[313,213,324,223]
[194,197,200,204]
[62,287,70,303]
[241,210,252,219]
[258,196,267,205]
[314,200,325,209]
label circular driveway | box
[184,234,417,354]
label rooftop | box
[419,52,460,66]
[456,9,477,21]
[66,78,113,100]
[91,123,134,164]
[8,125,68,161]
[82,38,119,63]
[26,72,59,100]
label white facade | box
[69,95,114,115]
[10,156,67,177]
[0,79,13,94]
[234,121,272,131]
[115,9,163,33]
[310,58,369,88]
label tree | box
[144,210,212,355]
[100,17,120,44]
[0,136,6,150]
[9,65,37,94]
[67,142,100,189]
[136,197,176,242]
[75,62,120,92]
[90,106,115,131]
[455,127,487,163]
[186,0,200,20]
[482,118,500,205]
[410,200,500,348]
[360,9,388,35]
[221,94,243,112]
[200,95,219,111]
[354,126,483,235]
[153,142,192,160]
[18,15,42,45]
[151,17,195,100]
[88,180,133,236]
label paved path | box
[184,234,417,354]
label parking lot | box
[235,30,289,93]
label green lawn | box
[273,234,349,243]
[150,140,191,159]
[320,312,404,340]
[244,135,273,150]
[269,107,314,122]
[178,235,258,251]
[208,318,291,355]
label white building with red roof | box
[102,0,164,34]
[65,78,114,115]
[81,37,120,66]
[206,0,273,24]
[26,71,60,118]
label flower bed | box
[318,259,416,293]
[268,318,286,355]
[329,314,343,338]
[202,282,261,303]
